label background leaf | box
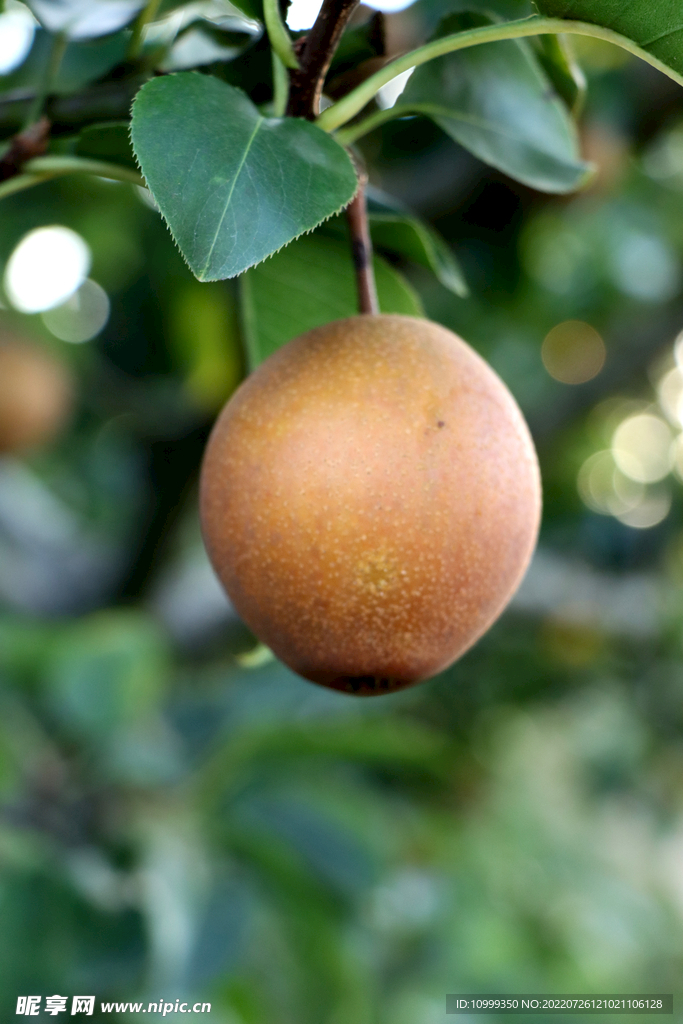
[397,11,591,193]
[159,13,261,71]
[366,189,469,297]
[131,74,358,281]
[75,121,137,169]
[534,0,683,78]
[0,30,128,95]
[410,0,535,36]
[319,193,469,297]
[44,611,169,741]
[239,232,423,366]
[26,0,144,39]
[531,33,586,115]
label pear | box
[0,337,74,454]
[200,315,541,695]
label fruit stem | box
[346,178,379,315]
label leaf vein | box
[639,24,683,48]
[199,115,265,279]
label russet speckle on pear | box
[200,315,541,695]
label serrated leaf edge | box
[129,75,360,283]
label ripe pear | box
[0,337,74,454]
[200,314,541,695]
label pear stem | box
[346,179,379,316]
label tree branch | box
[286,0,361,120]
[0,116,50,182]
[0,76,147,140]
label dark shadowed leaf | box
[366,189,469,296]
[131,74,358,281]
[239,231,423,366]
[534,0,683,80]
[397,12,591,193]
[76,121,137,169]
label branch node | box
[286,0,361,119]
[0,116,50,183]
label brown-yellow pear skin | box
[200,315,541,695]
[0,337,74,454]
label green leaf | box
[159,14,261,71]
[76,121,137,169]
[369,212,468,296]
[26,0,144,39]
[531,33,586,115]
[534,0,683,78]
[44,611,169,741]
[131,73,358,281]
[0,29,128,95]
[366,189,469,297]
[224,0,264,23]
[397,11,592,193]
[239,231,423,366]
[410,0,535,37]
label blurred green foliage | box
[2,3,683,1023]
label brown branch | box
[286,0,361,119]
[0,116,50,182]
[346,176,379,315]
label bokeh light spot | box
[673,330,683,370]
[612,413,674,484]
[657,366,683,427]
[578,449,671,529]
[614,488,671,529]
[4,226,91,314]
[609,232,679,302]
[542,320,606,384]
[286,0,323,29]
[671,434,683,481]
[0,3,35,74]
[578,451,644,516]
[41,279,110,344]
